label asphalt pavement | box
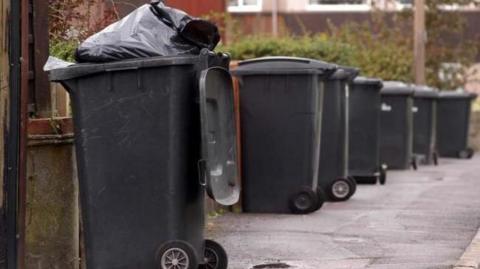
[207,156,480,269]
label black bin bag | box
[75,0,221,63]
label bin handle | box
[197,159,207,187]
[105,66,140,72]
[104,68,144,92]
[137,69,144,91]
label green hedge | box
[49,28,414,83]
[50,34,413,83]
[218,35,355,66]
[218,33,413,82]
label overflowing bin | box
[348,77,387,185]
[379,81,416,170]
[49,51,239,269]
[437,91,478,159]
[412,85,439,165]
[232,57,337,214]
[318,66,359,201]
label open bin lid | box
[381,81,414,96]
[199,67,240,206]
[352,76,383,89]
[413,85,439,98]
[231,56,337,76]
[328,66,359,81]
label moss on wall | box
[25,141,79,269]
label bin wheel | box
[433,152,439,166]
[314,187,326,211]
[379,168,387,185]
[458,148,474,159]
[201,240,228,269]
[327,178,352,202]
[157,241,198,269]
[289,187,318,214]
[346,177,357,196]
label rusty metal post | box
[5,0,21,267]
[17,0,30,267]
[5,0,29,267]
[0,0,11,267]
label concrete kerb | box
[455,227,480,269]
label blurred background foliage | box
[219,4,478,90]
[48,0,478,90]
[218,12,413,83]
[49,0,118,62]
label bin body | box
[317,67,358,191]
[379,82,414,170]
[348,77,383,178]
[436,91,477,158]
[413,86,438,165]
[232,57,335,213]
[49,53,238,268]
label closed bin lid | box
[231,56,337,76]
[328,66,359,81]
[352,76,383,89]
[413,85,439,98]
[199,67,240,206]
[381,81,414,96]
[438,90,478,100]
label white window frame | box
[393,1,479,11]
[228,0,263,12]
[393,2,412,11]
[306,0,372,12]
[437,3,479,11]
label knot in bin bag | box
[75,0,221,62]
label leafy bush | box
[49,40,78,62]
[49,0,118,62]
[218,35,355,65]
[220,8,478,89]
[327,15,413,82]
[220,31,413,82]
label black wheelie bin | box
[318,66,359,201]
[232,57,337,214]
[49,51,240,269]
[412,85,439,165]
[437,90,478,159]
[348,77,387,185]
[379,81,416,170]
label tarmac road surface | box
[207,156,480,269]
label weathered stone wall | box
[25,137,79,269]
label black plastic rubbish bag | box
[75,0,221,63]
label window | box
[310,0,365,5]
[307,0,372,11]
[394,0,413,10]
[228,0,262,12]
